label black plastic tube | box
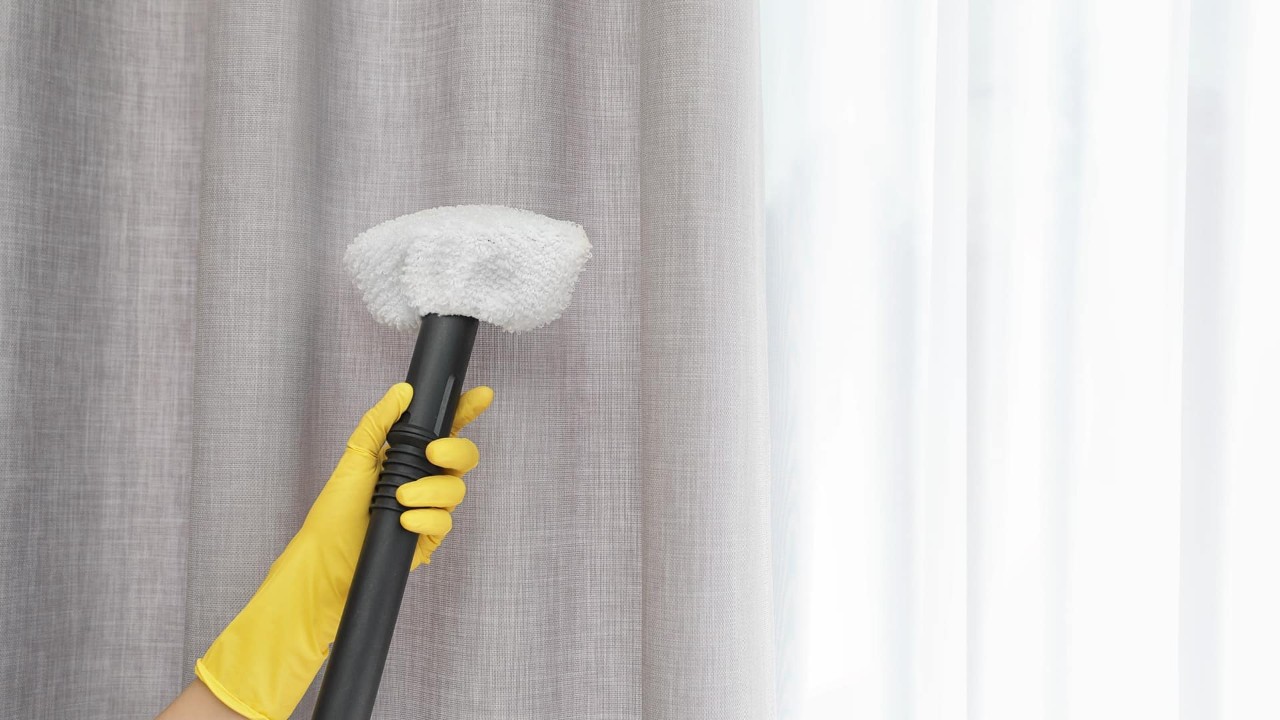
[312,313,479,720]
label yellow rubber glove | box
[194,382,493,720]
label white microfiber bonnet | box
[345,205,591,333]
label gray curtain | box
[0,2,773,718]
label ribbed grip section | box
[370,426,442,513]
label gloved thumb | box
[338,383,414,475]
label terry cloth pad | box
[345,204,592,333]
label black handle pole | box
[312,313,479,720]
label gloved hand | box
[194,383,493,720]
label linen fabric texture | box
[0,1,773,718]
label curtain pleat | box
[0,2,203,716]
[0,1,774,718]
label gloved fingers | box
[396,475,466,509]
[426,437,480,476]
[344,384,413,467]
[450,386,494,436]
[413,534,444,567]
[400,508,453,537]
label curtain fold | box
[0,2,774,718]
[0,2,203,716]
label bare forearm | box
[155,680,246,720]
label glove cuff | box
[194,658,270,720]
[195,538,348,720]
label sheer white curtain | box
[762,0,1280,718]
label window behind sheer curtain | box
[762,0,1280,717]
